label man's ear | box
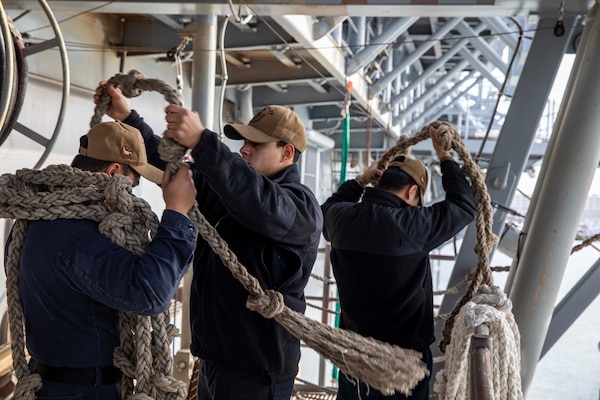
[409,184,419,202]
[104,163,122,177]
[282,143,295,162]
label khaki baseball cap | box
[79,121,163,184]
[388,155,428,206]
[224,105,307,152]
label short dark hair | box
[71,154,135,177]
[277,140,301,163]
[71,154,113,172]
[378,167,420,202]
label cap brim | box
[224,124,278,144]
[131,164,164,185]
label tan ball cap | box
[79,121,163,184]
[388,155,428,207]
[223,105,307,152]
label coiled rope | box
[0,166,187,400]
[373,121,522,399]
[92,69,429,397]
[433,285,523,399]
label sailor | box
[5,121,198,400]
[321,126,477,400]
[96,82,323,400]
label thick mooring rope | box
[432,285,523,400]
[0,165,187,400]
[91,69,429,397]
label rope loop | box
[151,373,189,396]
[13,374,42,400]
[433,285,523,399]
[113,346,136,379]
[90,69,183,128]
[246,290,285,319]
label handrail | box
[470,323,495,400]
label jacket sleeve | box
[417,159,477,251]
[57,210,197,315]
[189,129,320,246]
[321,179,364,241]
[123,110,167,171]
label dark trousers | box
[31,381,121,400]
[336,347,432,400]
[197,359,294,400]
[29,359,122,400]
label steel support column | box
[181,15,217,130]
[173,14,217,383]
[509,5,600,394]
[431,14,579,391]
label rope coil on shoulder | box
[0,167,192,399]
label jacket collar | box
[269,163,300,183]
[362,187,410,208]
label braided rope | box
[0,166,183,399]
[432,285,523,400]
[571,232,600,254]
[91,69,429,396]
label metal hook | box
[554,1,566,37]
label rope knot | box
[472,284,512,311]
[117,69,147,98]
[14,373,43,400]
[246,290,285,318]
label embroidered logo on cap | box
[249,106,274,123]
[121,146,134,159]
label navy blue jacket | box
[321,159,477,351]
[7,210,197,367]
[126,111,323,384]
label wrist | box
[355,176,367,188]
[438,152,453,161]
[113,110,132,122]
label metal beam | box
[390,24,486,105]
[456,20,508,74]
[541,257,600,357]
[400,74,480,134]
[393,58,473,123]
[458,47,503,89]
[482,17,520,49]
[369,17,463,96]
[345,17,419,75]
